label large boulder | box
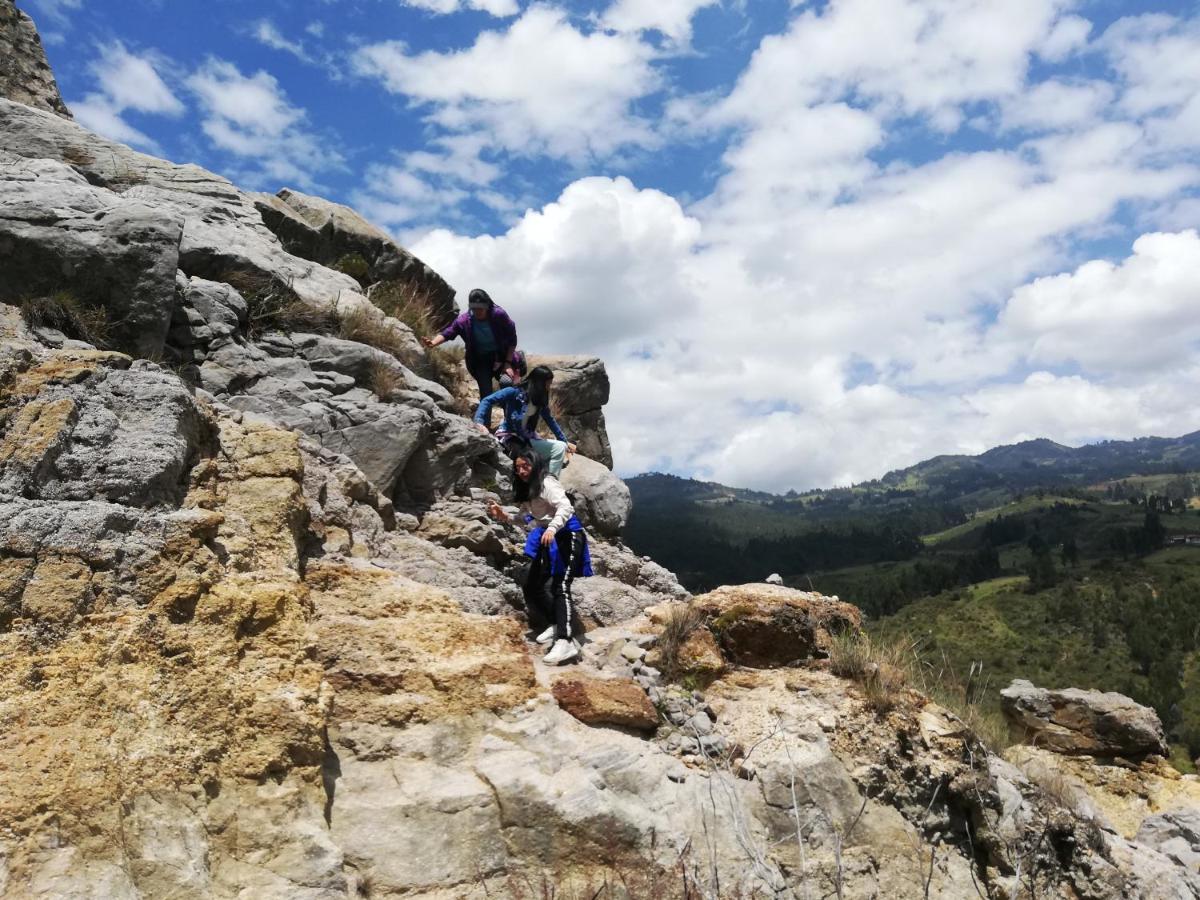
[0,0,71,118]
[0,154,183,357]
[560,454,630,537]
[528,355,613,468]
[1000,679,1169,759]
[256,188,456,326]
[688,583,862,668]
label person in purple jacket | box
[423,289,518,415]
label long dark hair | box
[512,448,547,503]
[524,365,554,409]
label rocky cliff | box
[1,6,1199,898]
[0,0,70,118]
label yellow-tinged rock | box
[0,395,75,465]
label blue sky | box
[25,0,1200,491]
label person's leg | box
[550,530,583,641]
[522,550,553,632]
[531,438,568,477]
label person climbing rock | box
[474,363,576,476]
[487,448,590,665]
[422,288,518,417]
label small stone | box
[640,666,661,681]
[699,735,727,755]
[647,686,663,705]
[633,633,658,648]
[620,642,646,663]
[687,713,714,736]
[666,709,689,727]
[666,767,688,784]
[818,714,837,732]
[735,760,757,781]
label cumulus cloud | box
[69,42,183,153]
[600,0,719,44]
[396,2,1200,490]
[186,59,342,188]
[354,6,660,162]
[250,19,313,63]
[994,230,1200,374]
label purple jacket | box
[440,304,518,364]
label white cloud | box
[251,19,313,63]
[27,0,81,25]
[601,0,719,44]
[994,230,1200,374]
[354,6,660,161]
[68,42,183,153]
[186,59,341,188]
[400,0,520,15]
[71,97,159,150]
[389,2,1200,491]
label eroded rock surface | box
[1001,679,1170,759]
[0,0,70,118]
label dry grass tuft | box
[657,602,706,683]
[20,290,110,347]
[366,357,405,400]
[221,269,338,337]
[338,307,411,358]
[828,630,910,714]
[368,279,436,339]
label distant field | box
[922,495,1084,545]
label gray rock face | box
[1136,809,1200,873]
[256,189,457,327]
[0,0,70,118]
[0,353,205,508]
[0,154,183,356]
[560,454,631,537]
[529,355,613,467]
[1001,679,1169,758]
[0,99,368,318]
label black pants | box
[524,530,584,641]
[469,352,499,407]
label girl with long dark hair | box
[474,362,575,476]
[487,448,591,665]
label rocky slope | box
[1,5,1199,897]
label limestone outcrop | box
[530,354,613,467]
[0,0,70,118]
[1,24,1198,897]
[1001,678,1170,759]
[256,188,456,326]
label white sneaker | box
[543,639,580,665]
[535,625,556,645]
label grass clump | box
[366,357,404,400]
[338,307,412,358]
[829,630,910,713]
[657,602,705,683]
[368,279,436,339]
[221,270,337,338]
[20,290,110,347]
[332,252,371,289]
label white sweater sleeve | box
[541,475,574,533]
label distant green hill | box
[625,432,1200,767]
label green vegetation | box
[221,270,339,338]
[331,252,371,289]
[368,279,436,339]
[20,290,110,347]
[626,438,1200,766]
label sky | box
[26,0,1200,492]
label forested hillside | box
[626,436,1200,766]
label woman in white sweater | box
[487,448,592,665]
